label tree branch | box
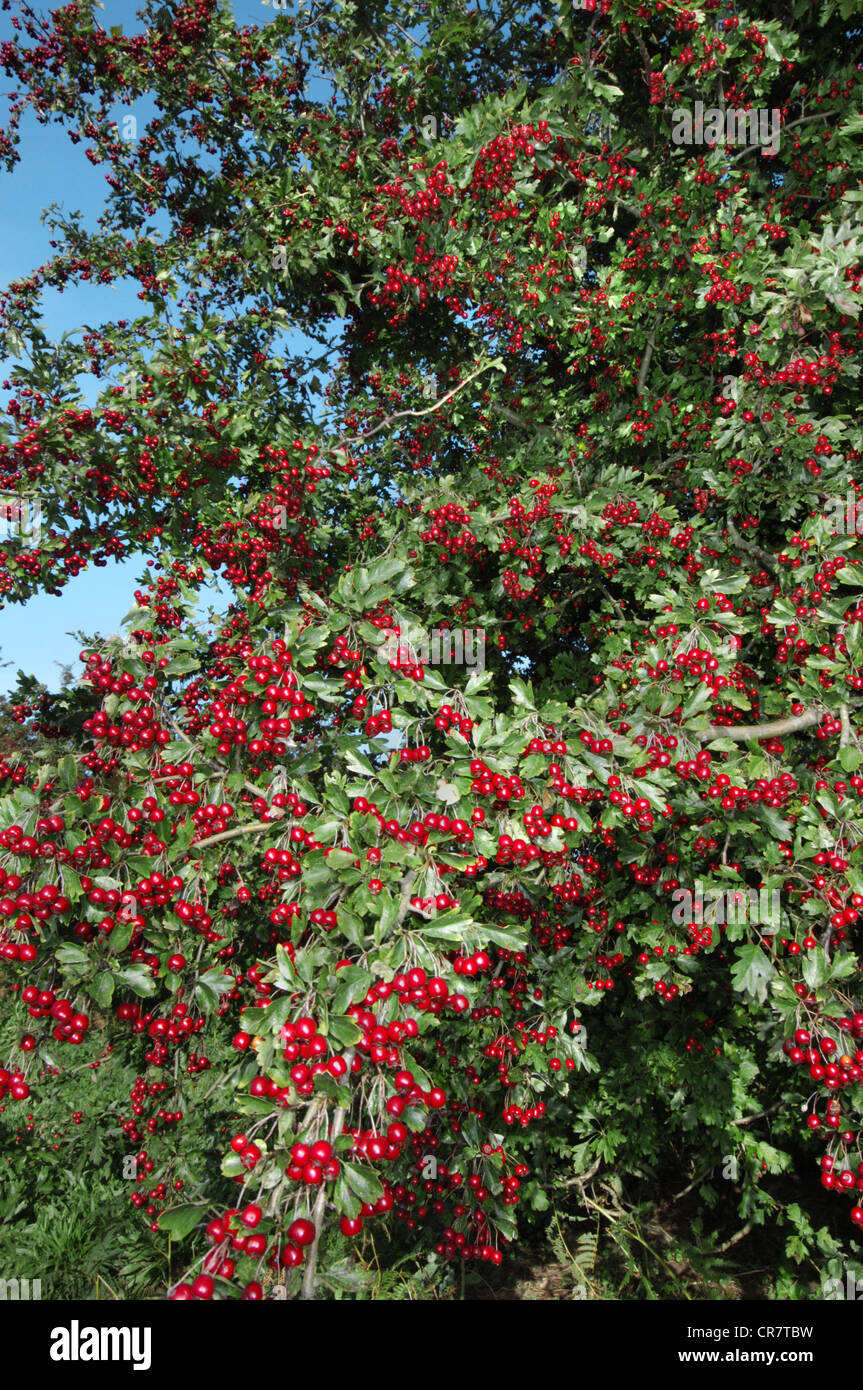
[395,869,420,931]
[191,814,284,850]
[561,1158,602,1189]
[632,31,652,93]
[730,1102,781,1127]
[727,518,777,575]
[300,1047,356,1300]
[695,708,822,744]
[333,360,500,453]
[726,110,833,164]
[488,401,568,441]
[636,271,673,396]
[715,1222,752,1254]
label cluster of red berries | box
[0,1068,30,1101]
[503,1101,546,1128]
[655,980,682,1002]
[432,703,473,738]
[130,1172,184,1231]
[784,1016,863,1226]
[365,707,393,737]
[409,892,458,912]
[385,645,426,680]
[171,1209,318,1298]
[115,1001,207,1052]
[470,759,524,800]
[775,356,837,391]
[228,1133,263,1171]
[341,1180,399,1239]
[494,833,569,869]
[452,950,492,977]
[120,1076,184,1146]
[784,1020,863,1088]
[398,744,432,762]
[286,1138,340,1186]
[819,1156,863,1227]
[352,797,475,850]
[20,987,89,1043]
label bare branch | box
[332,360,500,453]
[488,400,568,441]
[696,707,822,744]
[727,518,777,575]
[561,1158,602,1190]
[715,1223,752,1253]
[726,110,833,164]
[632,31,652,92]
[191,814,284,851]
[730,1102,781,1127]
[636,271,673,396]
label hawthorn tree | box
[1,0,863,1300]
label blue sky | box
[0,0,328,694]
[0,6,144,691]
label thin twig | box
[394,869,421,931]
[632,31,652,93]
[332,360,499,453]
[715,1223,752,1253]
[671,1172,707,1203]
[561,1158,602,1189]
[726,111,832,164]
[730,1102,781,1127]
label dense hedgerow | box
[0,0,862,1300]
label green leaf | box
[327,1015,363,1048]
[328,848,358,874]
[107,916,136,953]
[195,982,221,1015]
[435,780,462,805]
[421,913,475,942]
[802,946,831,990]
[58,754,77,789]
[345,746,375,778]
[756,805,794,841]
[157,1205,203,1240]
[89,972,115,1009]
[343,1164,384,1205]
[730,944,774,1003]
[510,677,535,710]
[480,923,526,949]
[334,1171,362,1219]
[324,782,351,816]
[331,966,372,1014]
[56,944,90,969]
[336,908,366,948]
[365,555,409,588]
[164,653,200,676]
[116,965,157,997]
